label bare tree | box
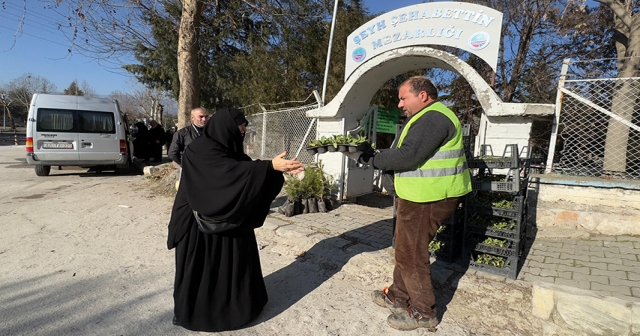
[0,93,15,130]
[5,73,57,111]
[80,80,97,97]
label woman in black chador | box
[133,122,149,161]
[167,108,303,332]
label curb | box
[532,282,640,335]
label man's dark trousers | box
[387,196,459,318]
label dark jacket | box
[168,125,203,166]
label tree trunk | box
[177,0,203,129]
[602,14,640,173]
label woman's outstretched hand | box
[272,152,304,174]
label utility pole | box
[0,92,10,130]
[321,0,340,105]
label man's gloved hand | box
[344,151,363,162]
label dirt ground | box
[0,146,538,335]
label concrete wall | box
[529,175,640,237]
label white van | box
[25,94,134,176]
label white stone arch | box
[307,46,555,198]
[310,46,553,128]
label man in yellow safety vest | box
[344,76,472,331]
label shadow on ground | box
[253,220,463,327]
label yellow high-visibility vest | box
[394,102,472,202]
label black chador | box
[167,108,283,332]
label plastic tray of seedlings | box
[468,251,519,279]
[467,193,525,220]
[465,213,525,240]
[305,135,371,155]
[467,144,521,169]
[467,234,522,258]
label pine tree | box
[63,81,84,96]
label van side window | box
[37,109,76,132]
[79,111,116,134]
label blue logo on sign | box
[468,32,490,51]
[352,47,367,62]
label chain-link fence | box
[548,58,640,179]
[244,103,319,164]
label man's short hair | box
[190,107,207,115]
[400,76,438,99]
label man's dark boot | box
[371,287,406,315]
[387,307,439,331]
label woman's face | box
[238,123,247,137]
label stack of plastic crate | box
[463,144,529,279]
[429,200,465,263]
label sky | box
[0,0,598,97]
[0,0,429,97]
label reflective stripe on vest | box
[394,102,472,202]
[396,161,468,178]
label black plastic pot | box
[317,146,328,154]
[349,143,368,153]
[317,198,327,212]
[308,197,318,213]
[306,147,318,155]
[301,198,309,214]
[337,145,348,152]
[327,145,337,152]
[283,199,300,217]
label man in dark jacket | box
[168,107,209,166]
[148,120,166,162]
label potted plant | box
[314,161,337,212]
[282,176,303,217]
[317,136,330,154]
[332,135,348,152]
[348,134,369,152]
[306,139,322,155]
[326,135,338,152]
[282,161,337,215]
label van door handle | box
[82,142,93,148]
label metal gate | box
[546,58,640,179]
[244,102,319,164]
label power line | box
[0,13,68,37]
[0,24,69,48]
[1,2,66,26]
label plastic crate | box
[465,223,525,240]
[467,195,525,220]
[467,144,520,169]
[472,180,520,193]
[466,234,524,258]
[429,234,461,263]
[443,204,465,226]
[468,251,520,279]
[465,210,526,239]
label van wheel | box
[35,165,51,176]
[116,161,130,174]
